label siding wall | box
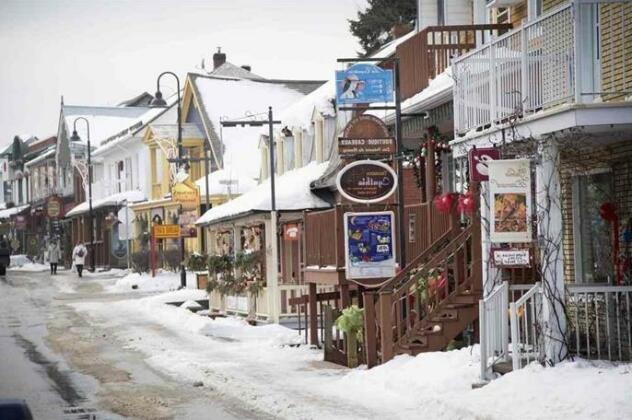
[559,138,632,283]
[600,2,632,102]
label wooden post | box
[340,282,351,308]
[470,182,483,293]
[379,292,394,363]
[363,291,378,368]
[308,282,318,346]
[425,138,436,204]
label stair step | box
[444,302,475,309]
[430,309,459,322]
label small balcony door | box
[578,3,602,102]
[572,170,613,283]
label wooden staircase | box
[363,213,482,367]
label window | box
[493,7,510,25]
[528,0,542,20]
[154,148,162,184]
[437,0,446,25]
[408,213,416,243]
[125,157,133,191]
[572,170,614,283]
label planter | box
[195,271,209,290]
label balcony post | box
[489,44,497,126]
[521,20,529,115]
[573,0,583,104]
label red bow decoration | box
[433,193,454,214]
[457,191,476,215]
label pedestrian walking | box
[47,240,61,275]
[72,242,88,278]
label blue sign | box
[344,211,396,280]
[336,64,394,104]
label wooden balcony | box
[396,24,512,101]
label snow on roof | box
[0,204,30,219]
[194,167,258,197]
[25,148,55,167]
[366,67,454,124]
[192,76,309,183]
[276,80,336,130]
[63,105,166,146]
[196,161,330,225]
[65,190,145,218]
[209,62,265,80]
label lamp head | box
[150,90,167,107]
[70,130,81,142]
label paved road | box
[0,269,260,420]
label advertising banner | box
[344,211,396,280]
[336,63,393,104]
[488,159,532,243]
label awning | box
[65,190,145,218]
[0,204,30,220]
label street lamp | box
[150,71,187,289]
[69,117,95,272]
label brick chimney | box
[213,47,226,70]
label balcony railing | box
[396,24,512,101]
[453,1,632,135]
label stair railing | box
[479,281,509,381]
[376,217,480,363]
[509,282,543,371]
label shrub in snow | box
[160,249,181,273]
[335,305,365,368]
[131,251,150,274]
[187,252,208,272]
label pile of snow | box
[8,255,49,272]
[108,270,196,292]
[180,299,203,311]
[83,268,129,278]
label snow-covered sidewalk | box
[71,290,632,420]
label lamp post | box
[150,71,187,289]
[69,117,95,272]
[221,108,282,322]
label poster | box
[344,211,396,280]
[335,63,394,104]
[488,159,532,243]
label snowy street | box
[1,268,631,419]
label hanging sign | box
[336,160,398,204]
[491,248,532,268]
[14,215,26,231]
[339,114,395,156]
[488,159,532,243]
[336,63,394,104]
[179,211,198,238]
[344,211,396,280]
[152,224,180,239]
[46,196,64,218]
[468,147,501,182]
[172,180,200,211]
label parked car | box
[0,399,33,420]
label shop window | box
[572,170,614,283]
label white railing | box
[566,284,632,361]
[509,282,543,371]
[479,281,509,381]
[454,4,575,134]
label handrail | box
[515,282,541,307]
[452,3,573,66]
[510,282,542,371]
[567,284,632,293]
[480,281,509,381]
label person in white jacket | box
[47,240,61,275]
[72,242,88,277]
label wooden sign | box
[336,160,398,204]
[46,196,64,218]
[338,137,395,156]
[468,147,500,182]
[152,224,180,239]
[172,180,200,211]
[343,114,390,138]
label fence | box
[566,284,632,361]
[479,281,509,381]
[509,282,544,371]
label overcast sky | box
[0,0,366,146]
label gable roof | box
[208,62,265,80]
[186,73,325,188]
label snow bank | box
[8,255,49,272]
[108,270,196,292]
